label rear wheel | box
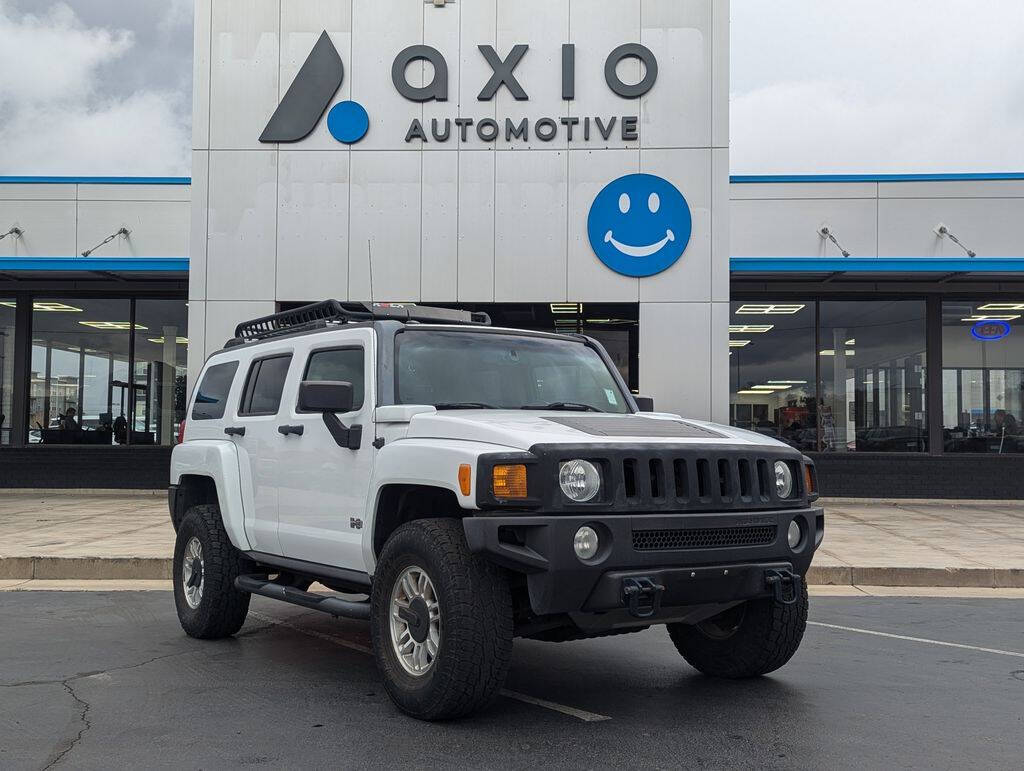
[370,519,513,720]
[666,576,808,678]
[173,504,253,639]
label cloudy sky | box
[1,0,1022,176]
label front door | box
[231,350,294,555]
[275,328,376,570]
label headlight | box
[573,526,599,560]
[774,461,794,498]
[559,459,601,502]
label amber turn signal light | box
[458,464,472,496]
[492,464,528,499]
[803,464,816,495]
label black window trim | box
[190,360,240,421]
[238,353,293,417]
[297,344,367,414]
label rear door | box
[229,349,294,555]
[275,327,376,569]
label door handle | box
[224,426,246,437]
[277,424,304,437]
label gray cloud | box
[0,1,1021,176]
[0,0,192,175]
[731,0,1024,174]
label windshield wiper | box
[434,402,498,410]
[521,402,604,413]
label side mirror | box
[299,381,361,450]
[299,381,354,413]
[634,395,655,412]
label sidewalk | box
[1,491,1022,586]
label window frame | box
[237,353,293,417]
[297,344,366,414]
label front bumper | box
[463,507,823,617]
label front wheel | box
[173,504,253,639]
[370,518,513,720]
[666,576,808,678]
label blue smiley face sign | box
[587,173,692,277]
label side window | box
[303,347,365,411]
[191,361,239,420]
[239,355,292,416]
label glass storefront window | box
[819,300,927,453]
[728,301,817,451]
[29,298,132,445]
[942,300,1024,453]
[133,300,188,445]
[0,299,14,445]
[27,297,186,446]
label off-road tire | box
[370,518,514,720]
[173,504,254,639]
[666,576,808,678]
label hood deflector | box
[542,415,726,439]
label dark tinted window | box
[304,348,365,410]
[239,355,292,416]
[395,330,629,413]
[191,361,239,420]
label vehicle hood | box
[401,410,793,452]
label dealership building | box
[2,0,1023,496]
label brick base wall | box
[0,447,172,489]
[810,452,1024,499]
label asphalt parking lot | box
[2,592,1022,770]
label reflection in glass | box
[942,300,1024,453]
[819,301,927,453]
[29,298,131,445]
[26,297,187,446]
[0,300,14,445]
[133,300,188,445]
[728,302,817,451]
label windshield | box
[394,329,631,413]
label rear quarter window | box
[191,361,239,420]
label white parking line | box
[500,689,611,722]
[248,611,612,721]
[809,621,1024,659]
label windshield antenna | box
[367,239,375,306]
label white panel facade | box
[639,302,711,418]
[209,0,281,150]
[0,200,77,257]
[76,201,190,258]
[730,198,878,258]
[878,197,1024,258]
[191,0,727,418]
[276,150,350,300]
[206,149,278,301]
[494,150,568,302]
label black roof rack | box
[231,300,490,343]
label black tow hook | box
[622,577,665,619]
[764,568,799,605]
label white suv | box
[169,301,823,720]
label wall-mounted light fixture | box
[0,226,23,241]
[934,223,976,257]
[81,227,130,257]
[818,224,850,257]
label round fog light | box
[573,526,599,560]
[787,520,802,549]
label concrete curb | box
[0,557,172,580]
[1,557,1021,587]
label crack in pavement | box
[4,649,193,769]
[1,650,191,689]
[42,680,92,770]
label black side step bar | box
[235,575,371,620]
